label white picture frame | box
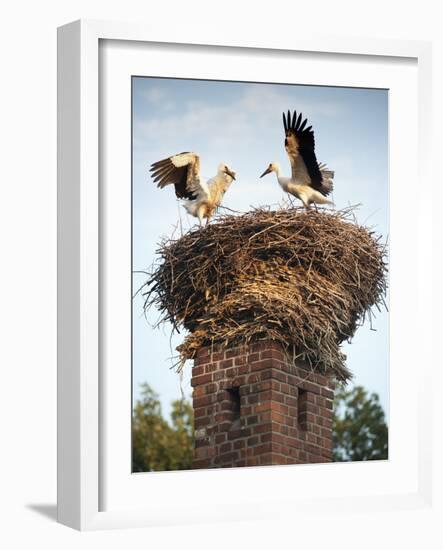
[57,19,434,531]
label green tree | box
[132,383,194,472]
[333,385,388,462]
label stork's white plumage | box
[150,152,236,225]
[260,110,334,209]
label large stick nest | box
[143,207,388,382]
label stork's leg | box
[301,198,310,211]
[197,205,205,227]
[297,192,310,211]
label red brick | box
[270,411,286,424]
[273,370,288,383]
[231,376,246,387]
[205,404,217,415]
[251,359,275,371]
[273,402,289,415]
[259,411,272,423]
[251,422,273,434]
[192,365,205,376]
[196,347,211,359]
[324,399,334,411]
[320,387,335,399]
[285,396,298,407]
[215,411,235,423]
[192,386,206,398]
[205,383,218,393]
[237,364,249,375]
[281,383,296,396]
[306,403,320,415]
[220,442,232,454]
[218,389,233,401]
[219,422,232,432]
[193,394,214,408]
[228,427,251,440]
[224,367,237,379]
[258,389,273,401]
[255,402,271,413]
[305,412,316,423]
[250,342,268,353]
[271,391,285,403]
[217,451,239,464]
[226,347,245,359]
[191,373,213,387]
[260,349,285,361]
[193,407,207,418]
[260,370,273,381]
[253,443,272,455]
[247,415,259,425]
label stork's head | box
[218,163,236,181]
[260,162,280,178]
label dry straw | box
[142,206,388,382]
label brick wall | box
[191,340,334,469]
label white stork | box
[260,110,334,209]
[150,152,236,226]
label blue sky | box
[132,77,389,420]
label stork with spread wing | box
[260,110,334,209]
[150,152,236,225]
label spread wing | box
[283,110,330,195]
[150,152,209,200]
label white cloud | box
[133,84,343,154]
[141,86,167,104]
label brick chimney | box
[191,340,334,468]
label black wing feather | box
[284,110,324,191]
[150,152,197,200]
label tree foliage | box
[132,384,194,472]
[333,385,388,462]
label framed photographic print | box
[57,19,433,531]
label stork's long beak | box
[260,167,272,178]
[224,168,236,180]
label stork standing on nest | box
[150,152,236,226]
[260,110,334,209]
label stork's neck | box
[273,166,282,178]
[219,171,233,185]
